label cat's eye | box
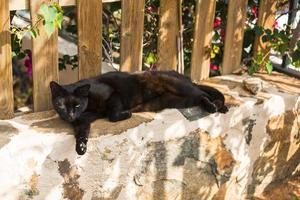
[75,104,81,108]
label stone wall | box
[0,73,299,200]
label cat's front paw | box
[218,105,229,113]
[76,137,88,155]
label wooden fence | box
[0,0,276,119]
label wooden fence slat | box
[177,0,184,74]
[120,0,145,72]
[253,0,277,55]
[222,0,248,74]
[77,0,102,79]
[191,0,216,81]
[0,0,14,119]
[157,0,180,71]
[30,0,59,112]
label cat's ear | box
[74,84,90,97]
[50,81,67,97]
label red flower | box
[251,6,258,19]
[220,28,226,40]
[273,21,279,29]
[213,17,222,29]
[24,51,32,77]
[210,64,219,71]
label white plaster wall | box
[0,75,299,200]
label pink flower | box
[24,51,32,77]
[273,21,279,29]
[149,64,157,71]
[210,64,219,71]
[251,6,258,19]
[213,17,222,29]
[146,6,157,13]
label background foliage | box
[9,0,300,109]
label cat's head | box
[50,81,90,122]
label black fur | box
[50,70,228,155]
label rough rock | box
[0,73,299,200]
[243,77,264,95]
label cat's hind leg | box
[131,93,217,113]
[107,93,132,122]
[156,77,221,113]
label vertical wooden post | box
[191,0,216,81]
[177,0,184,74]
[253,0,277,56]
[222,0,248,74]
[157,0,180,71]
[0,0,14,119]
[120,0,145,72]
[77,0,102,79]
[30,0,59,112]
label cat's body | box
[50,70,228,155]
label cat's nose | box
[69,113,76,121]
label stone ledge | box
[0,73,299,200]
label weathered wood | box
[191,0,216,81]
[9,0,120,11]
[0,0,14,119]
[30,0,59,112]
[222,0,248,74]
[177,0,184,74]
[77,0,102,79]
[157,0,180,71]
[120,0,145,72]
[253,0,277,55]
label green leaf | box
[39,3,57,23]
[47,6,58,22]
[291,50,300,66]
[52,2,63,13]
[255,52,264,63]
[265,62,273,74]
[17,52,26,59]
[262,35,269,43]
[55,13,63,29]
[72,64,78,70]
[39,4,49,20]
[44,22,55,37]
[59,62,67,71]
[145,53,157,64]
[71,56,78,62]
[248,64,258,75]
[253,26,264,36]
[63,55,70,61]
[297,41,300,49]
[265,29,272,35]
[30,28,38,38]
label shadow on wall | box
[246,110,300,199]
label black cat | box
[50,70,228,155]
